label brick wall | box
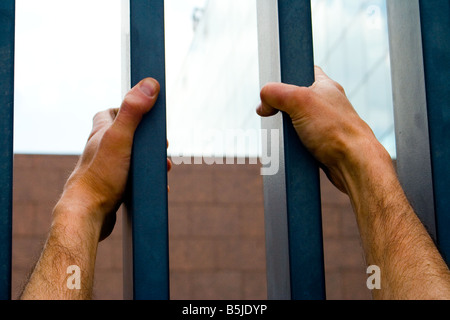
[12,154,371,300]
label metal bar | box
[123,0,169,300]
[418,0,450,264]
[387,0,450,265]
[386,0,437,239]
[257,0,325,300]
[0,0,15,301]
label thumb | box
[258,82,313,118]
[112,78,160,134]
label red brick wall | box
[12,154,371,300]
[168,163,267,300]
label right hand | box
[257,66,391,193]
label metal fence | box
[0,0,448,300]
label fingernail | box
[139,79,157,97]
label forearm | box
[258,69,450,299]
[19,78,159,300]
[342,141,450,299]
[20,200,101,300]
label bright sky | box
[14,0,395,157]
[14,0,206,154]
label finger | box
[256,101,279,117]
[89,109,117,139]
[93,108,116,126]
[314,65,330,82]
[166,140,172,172]
[167,138,172,191]
[313,66,346,94]
[112,78,160,135]
[259,82,314,118]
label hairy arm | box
[339,134,450,299]
[20,78,162,299]
[258,66,450,300]
[20,204,102,299]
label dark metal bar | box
[387,0,450,265]
[387,0,437,239]
[278,0,325,301]
[418,0,450,264]
[123,0,169,300]
[258,0,326,300]
[0,0,15,301]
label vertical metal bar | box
[387,0,450,265]
[386,0,437,239]
[123,0,169,300]
[257,0,325,300]
[0,0,14,301]
[257,0,290,300]
[417,0,450,263]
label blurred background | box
[12,0,394,299]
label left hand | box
[56,78,171,241]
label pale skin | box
[20,67,450,300]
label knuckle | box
[331,80,346,95]
[92,108,114,123]
[260,84,272,100]
[101,126,120,144]
[92,111,103,122]
[119,95,142,119]
[293,86,315,105]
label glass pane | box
[14,0,124,154]
[311,0,396,157]
[166,0,261,159]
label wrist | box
[338,136,396,198]
[51,193,104,243]
[334,137,401,256]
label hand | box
[56,78,170,241]
[257,66,390,193]
[20,78,171,300]
[258,67,450,300]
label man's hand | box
[257,67,450,299]
[257,66,390,194]
[58,77,165,241]
[21,78,167,299]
